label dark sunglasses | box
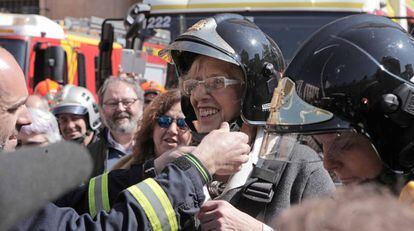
[156,115,188,130]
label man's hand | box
[198,200,264,231]
[154,146,195,173]
[192,122,250,175]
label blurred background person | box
[274,185,414,231]
[88,76,143,174]
[17,107,61,147]
[34,78,62,107]
[25,94,50,111]
[140,80,166,109]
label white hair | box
[19,108,61,143]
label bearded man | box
[88,76,144,174]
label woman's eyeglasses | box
[156,115,188,130]
[182,76,244,96]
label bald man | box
[0,48,31,151]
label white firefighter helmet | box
[52,85,101,130]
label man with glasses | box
[88,76,144,174]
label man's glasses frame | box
[103,98,139,109]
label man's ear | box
[98,106,107,126]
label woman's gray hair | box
[19,108,61,143]
[98,76,144,105]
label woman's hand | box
[198,200,264,231]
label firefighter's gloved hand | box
[192,122,250,175]
[198,200,264,231]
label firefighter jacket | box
[57,144,334,228]
[10,154,211,231]
[55,161,147,217]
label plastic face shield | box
[266,77,333,128]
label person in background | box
[274,185,414,231]
[140,80,166,109]
[52,85,102,177]
[114,89,191,169]
[88,76,143,174]
[52,85,101,146]
[25,94,50,111]
[34,78,61,107]
[17,107,61,147]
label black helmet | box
[275,14,414,173]
[160,13,285,126]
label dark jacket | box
[11,155,210,230]
[87,128,109,178]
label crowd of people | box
[1,12,414,230]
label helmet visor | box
[267,77,351,133]
[52,105,88,116]
[258,132,323,164]
[159,40,238,72]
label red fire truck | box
[0,13,122,95]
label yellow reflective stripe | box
[145,179,178,230]
[151,2,364,11]
[128,185,162,230]
[128,178,178,231]
[101,172,110,212]
[88,177,97,218]
[88,172,110,218]
[185,154,209,182]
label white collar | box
[106,130,134,155]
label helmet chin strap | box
[190,116,243,146]
[368,167,407,195]
[71,130,93,144]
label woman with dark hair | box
[55,89,193,217]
